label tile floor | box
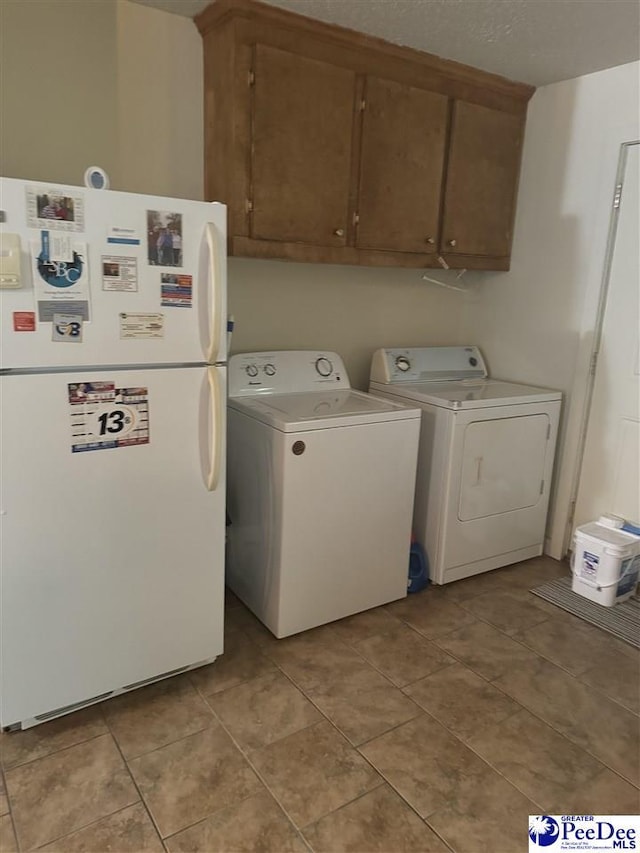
[1,556,639,852]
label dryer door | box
[439,401,560,579]
[458,414,549,520]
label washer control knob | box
[469,356,478,367]
[315,357,333,377]
[245,364,259,377]
[264,363,276,376]
[395,356,411,372]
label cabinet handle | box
[334,228,345,237]
[426,236,435,245]
[447,239,457,247]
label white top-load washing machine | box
[227,351,421,638]
[370,346,562,585]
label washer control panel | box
[230,351,350,397]
[370,346,488,384]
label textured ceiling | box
[129,0,640,86]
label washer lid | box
[228,388,421,431]
[370,379,562,409]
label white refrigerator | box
[0,177,227,729]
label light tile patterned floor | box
[1,556,639,852]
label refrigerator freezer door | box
[205,223,224,365]
[0,178,227,369]
[0,365,226,727]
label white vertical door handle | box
[207,367,222,491]
[205,223,222,364]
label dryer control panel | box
[370,346,488,384]
[229,350,350,397]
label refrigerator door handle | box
[206,366,223,491]
[205,223,222,365]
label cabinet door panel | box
[442,101,524,258]
[251,45,355,246]
[357,77,448,253]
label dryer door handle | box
[475,456,483,485]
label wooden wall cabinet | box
[197,0,534,270]
[356,76,448,256]
[251,45,355,248]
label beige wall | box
[0,0,203,198]
[228,259,471,389]
[459,61,640,556]
[0,0,118,185]
[115,0,204,200]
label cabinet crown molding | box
[196,0,535,105]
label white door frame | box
[563,140,639,552]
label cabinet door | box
[356,77,448,253]
[441,101,525,258]
[251,45,355,246]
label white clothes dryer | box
[370,346,562,584]
[227,351,421,637]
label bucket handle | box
[571,548,638,589]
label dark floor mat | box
[531,576,640,649]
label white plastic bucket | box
[572,522,640,606]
